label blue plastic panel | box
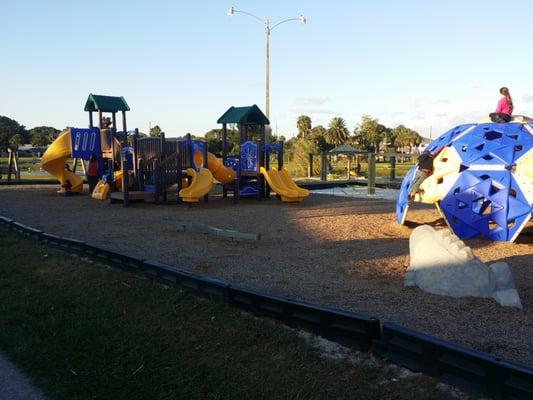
[451,123,533,167]
[70,128,101,160]
[224,156,240,173]
[395,166,417,224]
[240,141,259,173]
[440,170,532,241]
[240,181,259,197]
[425,124,475,153]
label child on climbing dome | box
[489,87,513,123]
[409,145,445,201]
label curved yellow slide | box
[279,168,310,198]
[179,168,214,202]
[260,167,308,203]
[207,152,235,183]
[41,129,84,193]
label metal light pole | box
[227,6,306,120]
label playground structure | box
[396,118,533,242]
[41,96,309,205]
[218,105,309,203]
[41,94,129,195]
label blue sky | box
[1,0,533,139]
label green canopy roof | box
[217,105,269,125]
[84,94,130,113]
[329,144,360,153]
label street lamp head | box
[299,15,307,24]
[227,6,234,16]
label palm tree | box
[325,117,349,146]
[296,115,312,139]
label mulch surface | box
[1,184,532,365]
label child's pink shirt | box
[495,96,512,115]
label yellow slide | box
[207,152,235,183]
[260,167,309,203]
[41,129,84,193]
[91,180,110,200]
[179,168,214,202]
[279,168,310,198]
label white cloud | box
[293,96,331,106]
[521,93,533,103]
[290,108,335,116]
[428,98,450,105]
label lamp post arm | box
[232,9,264,24]
[270,17,302,31]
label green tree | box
[29,126,60,147]
[354,115,388,152]
[396,126,422,153]
[149,125,162,137]
[388,125,408,150]
[286,138,320,177]
[296,115,312,139]
[325,117,349,147]
[0,116,27,151]
[203,128,239,156]
[308,125,330,152]
[9,133,24,149]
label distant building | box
[417,137,432,154]
[13,144,47,157]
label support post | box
[390,154,396,181]
[265,20,270,119]
[239,123,245,144]
[278,141,284,169]
[203,139,208,203]
[111,111,117,164]
[222,123,228,161]
[258,138,265,199]
[7,148,13,183]
[347,156,351,180]
[133,128,139,188]
[14,151,20,181]
[320,151,327,181]
[368,152,376,195]
[121,110,128,208]
[88,112,93,128]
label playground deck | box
[0,184,532,367]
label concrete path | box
[0,353,48,400]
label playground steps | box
[110,191,155,202]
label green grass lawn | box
[0,156,71,181]
[329,161,415,179]
[0,229,458,400]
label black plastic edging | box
[227,285,380,351]
[1,215,533,398]
[373,323,533,399]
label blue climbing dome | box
[396,120,533,242]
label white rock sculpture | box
[405,225,522,309]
